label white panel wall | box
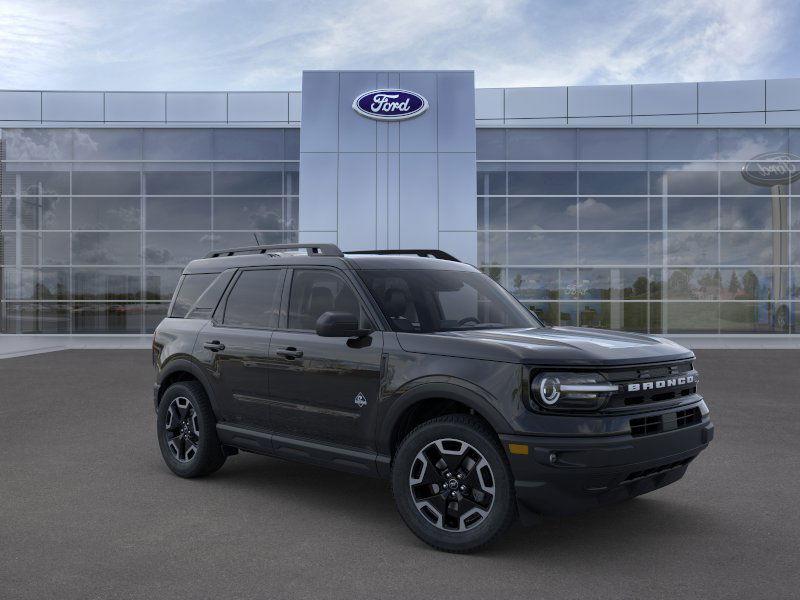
[106,92,165,122]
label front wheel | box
[391,414,516,553]
[156,381,226,478]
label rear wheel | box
[391,414,516,553]
[156,381,226,478]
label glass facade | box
[477,128,800,334]
[0,128,299,333]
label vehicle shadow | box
[180,451,718,558]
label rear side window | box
[223,269,284,329]
[171,273,218,318]
[287,269,370,331]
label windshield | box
[357,269,542,333]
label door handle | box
[276,347,303,360]
[203,340,226,352]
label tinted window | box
[171,273,218,318]
[223,269,283,328]
[358,270,541,333]
[287,270,368,331]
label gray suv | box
[152,243,713,553]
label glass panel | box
[507,268,577,300]
[145,232,211,266]
[650,169,717,195]
[508,167,576,195]
[213,129,283,160]
[719,302,774,333]
[719,267,784,301]
[718,129,788,160]
[508,197,576,230]
[145,303,171,333]
[579,171,647,195]
[507,129,576,160]
[476,164,506,195]
[20,196,69,230]
[143,129,213,160]
[577,302,648,332]
[578,197,647,230]
[3,302,71,333]
[664,302,719,333]
[579,233,649,266]
[523,301,559,325]
[720,232,776,265]
[213,197,284,230]
[18,232,70,265]
[285,129,300,159]
[284,164,299,196]
[666,268,720,300]
[145,197,211,230]
[72,171,141,195]
[508,232,577,266]
[3,129,73,160]
[72,232,140,265]
[213,169,283,195]
[476,129,505,160]
[648,129,718,161]
[667,197,718,230]
[577,268,649,300]
[1,197,16,227]
[3,268,69,300]
[73,129,141,160]
[477,197,506,230]
[72,303,143,333]
[211,231,289,250]
[578,129,646,160]
[145,268,182,300]
[144,171,211,195]
[720,167,780,196]
[72,268,141,300]
[720,197,786,230]
[666,232,718,265]
[9,170,70,196]
[72,197,140,230]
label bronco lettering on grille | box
[627,374,695,393]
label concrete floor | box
[0,349,798,599]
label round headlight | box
[538,376,561,405]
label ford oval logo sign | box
[352,89,428,121]
[742,152,800,186]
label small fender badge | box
[354,392,368,408]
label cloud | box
[0,0,795,90]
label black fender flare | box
[377,379,513,457]
[156,357,221,419]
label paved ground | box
[1,349,798,600]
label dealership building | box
[1,70,799,339]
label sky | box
[0,0,798,91]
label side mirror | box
[315,311,371,338]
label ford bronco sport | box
[152,243,713,553]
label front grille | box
[622,457,693,484]
[602,361,698,409]
[629,407,702,437]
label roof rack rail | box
[205,243,343,259]
[344,249,460,262]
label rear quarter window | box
[170,271,233,318]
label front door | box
[267,268,383,451]
[197,267,285,428]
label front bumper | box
[500,412,714,517]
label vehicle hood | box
[396,326,693,367]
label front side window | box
[287,270,369,331]
[358,269,542,333]
[222,269,283,329]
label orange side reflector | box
[508,443,529,455]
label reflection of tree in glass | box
[631,276,648,300]
[728,271,741,296]
[481,265,502,284]
[742,270,759,300]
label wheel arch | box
[379,381,512,461]
[156,358,220,419]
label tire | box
[156,381,226,478]
[391,414,516,553]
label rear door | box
[197,267,285,427]
[267,267,384,451]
